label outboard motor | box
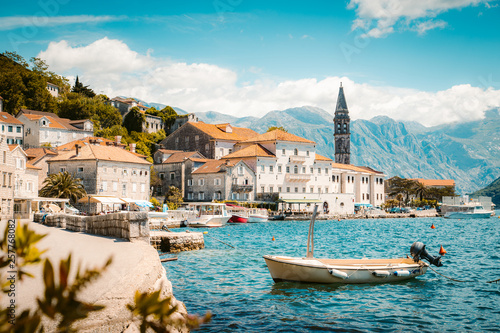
[410,242,443,267]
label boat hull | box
[228,215,248,223]
[247,215,268,223]
[263,255,427,284]
[444,212,492,219]
[188,216,229,228]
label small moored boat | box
[247,208,269,222]
[187,203,229,228]
[263,205,443,284]
[228,214,248,223]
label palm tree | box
[412,181,428,201]
[39,171,87,203]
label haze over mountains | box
[192,106,499,194]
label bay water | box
[163,216,500,332]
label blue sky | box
[1,0,500,125]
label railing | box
[285,174,311,182]
[289,155,306,163]
[231,184,254,192]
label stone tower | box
[334,83,350,164]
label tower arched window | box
[294,165,298,174]
[294,148,298,156]
[343,123,347,133]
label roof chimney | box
[226,159,230,166]
[114,135,122,146]
[129,143,136,153]
[75,144,80,156]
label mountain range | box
[194,106,500,194]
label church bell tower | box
[334,83,351,164]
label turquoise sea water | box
[162,216,500,332]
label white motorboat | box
[186,203,230,228]
[247,208,269,223]
[443,204,493,219]
[263,205,443,284]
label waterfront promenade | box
[0,219,186,332]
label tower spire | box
[333,83,351,164]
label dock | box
[150,230,204,253]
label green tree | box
[146,106,180,130]
[165,186,183,210]
[387,177,418,206]
[94,125,130,141]
[267,126,287,132]
[71,76,95,98]
[412,181,428,201]
[39,171,87,203]
[123,107,146,133]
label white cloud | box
[348,0,491,37]
[38,37,500,127]
[0,15,125,31]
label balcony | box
[285,174,311,182]
[231,184,254,193]
[289,155,306,164]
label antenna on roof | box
[340,82,342,87]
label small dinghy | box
[263,205,443,284]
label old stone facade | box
[166,113,198,135]
[160,122,258,160]
[152,150,206,198]
[143,114,163,134]
[47,144,151,201]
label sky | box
[1,0,500,126]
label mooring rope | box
[427,265,474,283]
[204,233,235,249]
[486,278,500,284]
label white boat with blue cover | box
[444,204,493,219]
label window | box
[160,173,165,180]
[114,168,117,173]
[294,165,298,174]
[123,169,128,175]
[238,166,244,175]
[294,187,298,193]
[198,192,204,200]
[205,144,209,152]
[325,168,328,174]
[282,148,286,155]
[294,148,298,156]
[286,166,290,173]
[132,169,137,175]
[302,167,306,174]
[8,126,13,132]
[232,193,237,200]
[325,187,329,193]
[278,186,282,193]
[362,193,365,200]
[141,183,145,193]
[306,151,310,157]
[214,178,221,186]
[199,178,205,186]
[3,151,6,163]
[16,126,21,133]
[269,186,273,193]
[367,194,370,200]
[132,183,137,192]
[286,187,290,193]
[310,187,314,193]
[261,186,265,193]
[77,167,83,173]
[102,181,107,191]
[220,148,224,156]
[244,178,249,185]
[310,167,313,174]
[232,178,238,185]
[175,137,179,144]
[318,168,321,174]
[278,165,282,173]
[195,135,199,142]
[27,182,32,192]
[188,192,193,200]
[113,181,117,191]
[122,183,127,196]
[170,172,175,180]
[214,192,221,200]
[269,165,274,173]
[261,165,265,173]
[187,179,193,186]
[302,187,306,193]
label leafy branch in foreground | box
[0,222,210,332]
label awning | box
[77,196,126,204]
[121,198,154,208]
[277,199,323,204]
[355,203,373,207]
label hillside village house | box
[166,113,198,135]
[0,111,24,145]
[160,122,258,160]
[46,82,60,98]
[24,147,58,189]
[47,143,152,211]
[108,97,163,134]
[152,149,207,198]
[1,134,40,220]
[17,109,93,148]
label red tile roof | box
[314,153,332,161]
[0,112,23,125]
[189,122,258,141]
[192,159,235,174]
[49,144,151,165]
[330,162,384,174]
[24,147,58,164]
[412,178,455,187]
[240,129,315,144]
[223,144,275,159]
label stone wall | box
[151,231,204,253]
[33,212,150,241]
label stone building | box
[166,113,198,135]
[46,82,60,98]
[188,159,255,202]
[25,147,58,189]
[17,109,93,148]
[47,144,151,201]
[160,121,258,160]
[10,144,40,218]
[0,111,24,145]
[334,83,351,164]
[0,134,15,220]
[152,149,207,198]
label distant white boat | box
[247,208,269,223]
[443,204,493,219]
[186,203,230,228]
